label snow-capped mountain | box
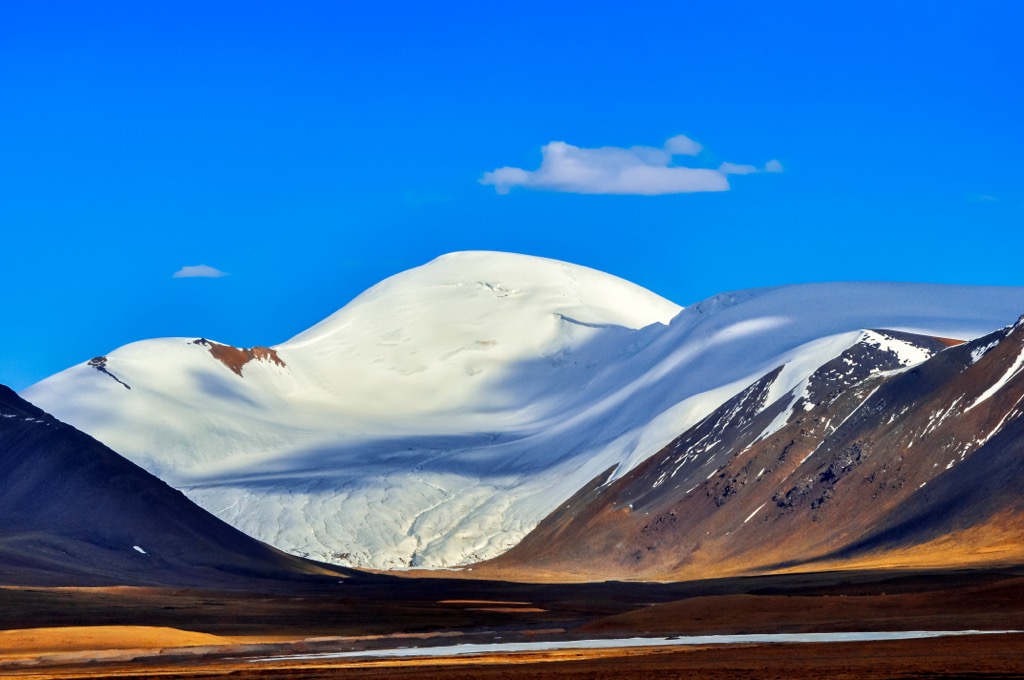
[23,252,1024,570]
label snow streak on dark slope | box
[0,386,343,587]
[491,322,1024,581]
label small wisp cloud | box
[719,159,784,175]
[173,264,228,279]
[482,135,781,196]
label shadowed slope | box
[0,385,345,587]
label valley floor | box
[3,566,1024,678]
[5,635,1024,679]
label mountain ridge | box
[483,316,1024,581]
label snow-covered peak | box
[275,251,680,418]
[284,251,679,346]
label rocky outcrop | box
[192,338,286,376]
[87,356,131,389]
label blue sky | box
[2,2,1022,390]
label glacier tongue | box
[22,252,1024,569]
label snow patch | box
[971,340,1000,364]
[743,502,767,524]
[966,346,1024,413]
[861,330,932,367]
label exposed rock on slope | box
[0,386,342,587]
[488,318,1024,581]
[193,338,286,376]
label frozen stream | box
[251,629,1020,662]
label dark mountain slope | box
[0,385,345,586]
[486,321,1024,581]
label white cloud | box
[172,264,228,279]
[664,134,703,156]
[718,159,785,176]
[482,136,784,196]
[481,138,729,196]
[719,162,760,175]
